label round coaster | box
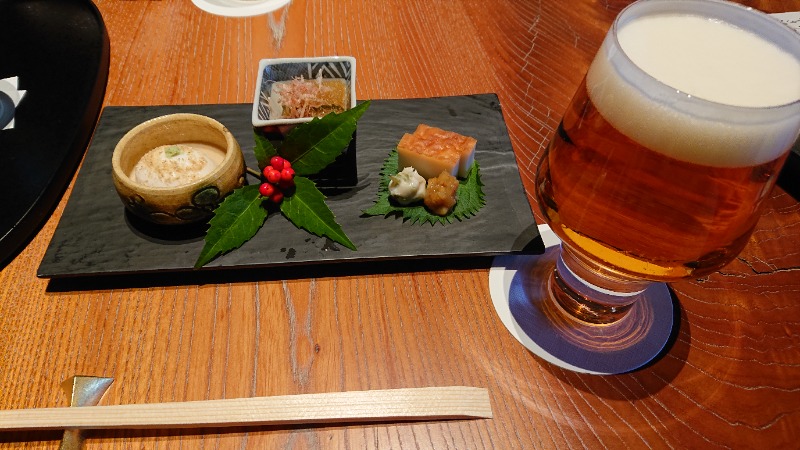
[192,0,291,17]
[489,226,675,375]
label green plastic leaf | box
[280,101,370,176]
[195,185,269,267]
[253,131,278,171]
[362,150,485,225]
[281,176,357,250]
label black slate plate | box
[0,0,109,268]
[38,94,540,279]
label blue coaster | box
[489,226,675,375]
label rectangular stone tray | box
[38,94,540,279]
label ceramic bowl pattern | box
[111,113,245,225]
[251,56,357,131]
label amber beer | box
[536,7,800,282]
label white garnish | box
[388,167,427,205]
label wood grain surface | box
[2,0,799,448]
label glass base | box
[489,225,676,375]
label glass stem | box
[547,244,652,325]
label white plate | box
[192,0,291,17]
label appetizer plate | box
[192,0,291,17]
[38,94,540,279]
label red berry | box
[282,160,291,170]
[262,166,273,178]
[258,183,274,197]
[269,191,284,203]
[266,169,281,184]
[280,168,294,182]
[270,156,285,171]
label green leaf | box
[254,131,278,171]
[362,150,485,225]
[375,147,400,190]
[362,190,395,216]
[452,161,486,220]
[197,104,370,266]
[195,185,269,268]
[280,101,370,176]
[281,176,357,250]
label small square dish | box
[251,56,357,132]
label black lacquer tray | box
[38,94,540,279]
[0,0,109,268]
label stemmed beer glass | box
[503,0,800,374]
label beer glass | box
[530,0,800,372]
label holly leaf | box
[253,131,277,171]
[362,150,485,225]
[195,185,268,267]
[280,176,357,250]
[280,101,370,176]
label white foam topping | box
[587,13,800,167]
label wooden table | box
[2,0,799,447]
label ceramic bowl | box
[251,56,357,134]
[112,113,245,225]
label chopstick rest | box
[1,386,491,431]
[59,376,114,450]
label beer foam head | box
[587,0,800,168]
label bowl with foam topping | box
[112,113,245,225]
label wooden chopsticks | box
[0,386,491,431]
